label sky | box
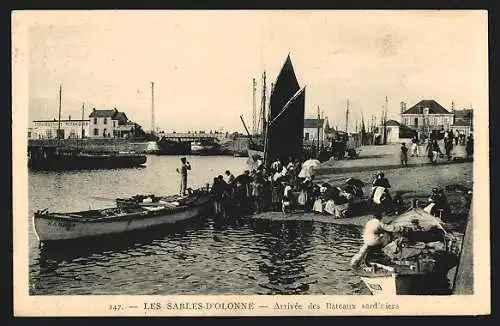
[24,10,488,133]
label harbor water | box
[29,155,368,295]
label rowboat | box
[33,188,212,243]
[354,205,461,295]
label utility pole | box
[151,81,155,135]
[57,84,62,141]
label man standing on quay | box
[176,157,191,196]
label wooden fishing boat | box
[354,205,461,295]
[33,189,212,243]
[241,55,306,168]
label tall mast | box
[383,96,388,145]
[345,98,349,133]
[79,102,84,151]
[151,81,155,135]
[58,84,62,142]
[252,78,256,136]
[261,71,267,136]
[317,105,321,157]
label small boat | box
[190,138,221,155]
[33,188,212,243]
[354,204,461,295]
[28,147,147,171]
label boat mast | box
[383,96,388,145]
[345,98,349,133]
[261,71,266,137]
[252,78,256,136]
[317,105,321,158]
[78,102,85,152]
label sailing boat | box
[246,55,306,166]
[28,85,147,171]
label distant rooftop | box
[402,100,451,115]
[304,118,325,128]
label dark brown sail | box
[269,55,300,121]
[266,86,305,163]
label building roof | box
[89,109,117,118]
[385,119,401,126]
[402,100,451,115]
[113,112,129,124]
[454,109,473,119]
[304,118,325,128]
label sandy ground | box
[252,143,472,232]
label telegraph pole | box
[57,84,62,141]
[151,81,155,135]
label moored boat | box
[154,137,191,155]
[28,147,147,171]
[353,205,461,295]
[190,138,221,155]
[33,188,212,243]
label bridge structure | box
[159,133,231,142]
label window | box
[414,118,418,127]
[82,129,86,138]
[113,121,116,127]
[94,118,97,124]
[94,128,99,136]
[304,132,309,140]
[104,118,107,124]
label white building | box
[88,108,135,138]
[400,99,454,139]
[30,118,90,139]
[303,117,330,147]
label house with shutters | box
[400,99,454,139]
[88,108,137,138]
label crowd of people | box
[401,132,473,166]
[205,156,369,218]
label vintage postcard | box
[12,10,490,316]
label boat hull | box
[33,196,211,242]
[28,153,147,171]
[360,273,452,295]
[154,139,191,155]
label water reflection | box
[29,156,368,295]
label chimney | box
[93,108,96,111]
[451,101,455,112]
[400,101,407,114]
[69,115,71,120]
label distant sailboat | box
[246,55,306,167]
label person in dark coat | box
[466,135,474,160]
[400,142,408,167]
[444,138,454,161]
